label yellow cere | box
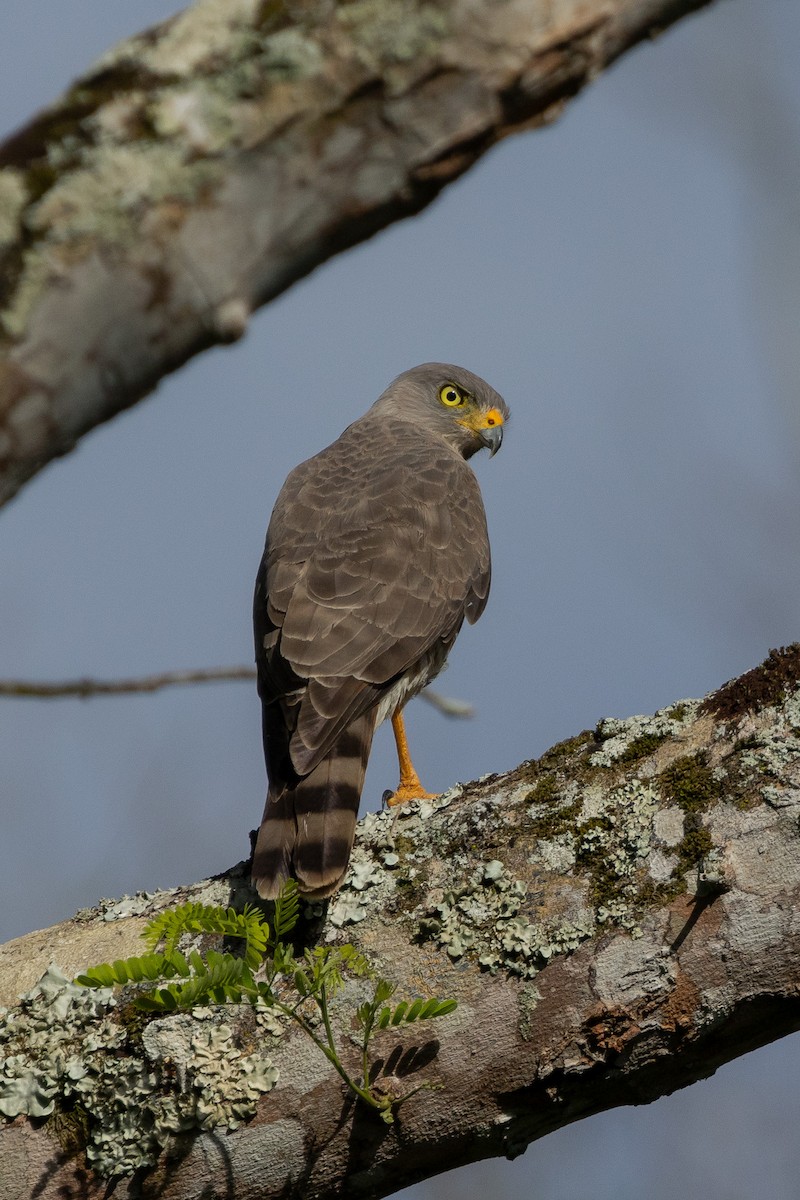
[476,407,504,430]
[457,406,505,433]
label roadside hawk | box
[251,363,509,900]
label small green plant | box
[77,883,456,1123]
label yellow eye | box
[439,383,466,407]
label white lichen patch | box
[182,1022,278,1130]
[0,967,120,1120]
[396,782,463,818]
[532,833,576,873]
[337,0,450,70]
[327,788,466,928]
[93,0,261,78]
[418,860,593,979]
[329,841,396,928]
[191,875,248,910]
[603,780,658,865]
[0,964,277,1178]
[591,701,698,768]
[783,688,800,730]
[73,884,181,924]
[576,781,607,823]
[98,890,175,921]
[341,764,668,978]
[334,723,699,984]
[582,779,660,933]
[329,894,369,927]
[530,776,662,936]
[28,143,222,244]
[150,88,239,154]
[260,27,324,80]
[734,685,800,806]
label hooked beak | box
[478,423,503,457]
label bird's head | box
[374,362,509,460]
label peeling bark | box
[2,647,799,1199]
[0,0,716,507]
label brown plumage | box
[251,363,509,899]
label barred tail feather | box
[251,713,375,900]
[251,784,295,901]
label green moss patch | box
[538,730,596,763]
[675,825,714,875]
[659,752,720,815]
[615,731,669,765]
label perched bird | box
[251,363,509,900]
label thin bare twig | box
[420,689,475,719]
[0,667,256,698]
[0,670,475,716]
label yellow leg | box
[387,710,437,806]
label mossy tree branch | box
[2,648,800,1200]
[0,0,715,507]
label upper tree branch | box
[2,647,799,1199]
[0,0,714,507]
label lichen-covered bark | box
[2,646,800,1200]
[0,0,715,507]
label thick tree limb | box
[0,0,715,507]
[2,647,799,1199]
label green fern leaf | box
[390,1001,409,1026]
[338,945,374,978]
[153,987,178,1011]
[373,979,395,1005]
[375,996,458,1029]
[418,998,458,1019]
[141,906,188,954]
[76,963,117,988]
[293,968,311,997]
[76,952,183,989]
[132,958,255,1012]
[376,1005,392,1029]
[168,952,191,978]
[140,902,271,969]
[356,1001,374,1028]
[270,942,296,975]
[271,880,300,943]
[405,998,426,1022]
[125,957,145,983]
[255,981,278,1005]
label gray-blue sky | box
[2,2,799,1197]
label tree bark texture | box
[0,0,715,507]
[2,647,799,1199]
